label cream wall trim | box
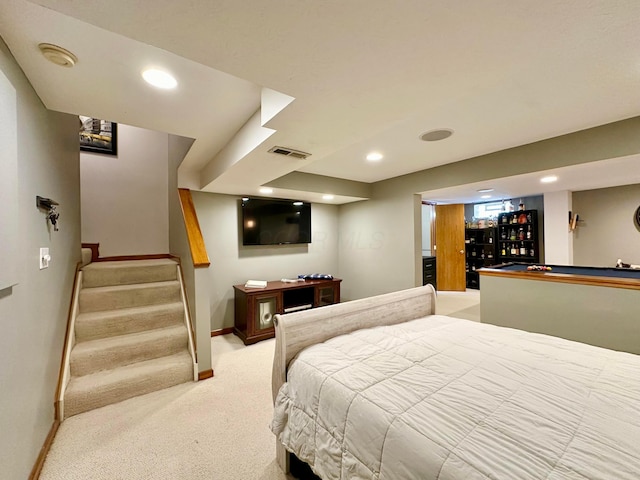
[56,270,83,420]
[176,265,198,381]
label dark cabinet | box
[497,210,540,264]
[422,256,437,290]
[233,278,342,345]
[465,227,498,289]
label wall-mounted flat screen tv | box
[241,197,311,245]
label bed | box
[270,285,640,479]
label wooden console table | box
[233,278,341,345]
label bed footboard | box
[271,284,437,473]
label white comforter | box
[271,315,640,480]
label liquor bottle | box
[518,228,524,241]
[501,229,507,240]
[510,228,516,240]
[529,247,535,257]
[526,212,532,223]
[520,244,526,256]
[519,199,525,210]
[501,245,506,256]
[510,243,516,256]
[526,225,532,239]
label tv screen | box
[241,197,311,245]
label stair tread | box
[66,351,192,393]
[81,279,180,294]
[72,324,188,356]
[76,302,183,321]
[82,258,178,270]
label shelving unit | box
[497,209,539,264]
[465,227,498,289]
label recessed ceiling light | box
[241,197,249,201]
[366,152,383,161]
[481,195,492,199]
[540,175,558,183]
[322,194,334,201]
[293,201,303,206]
[259,187,273,194]
[477,188,494,193]
[419,129,454,142]
[142,69,178,89]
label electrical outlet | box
[40,248,50,269]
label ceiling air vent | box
[268,146,311,160]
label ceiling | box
[1,0,639,205]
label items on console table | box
[233,277,342,345]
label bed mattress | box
[271,315,640,479]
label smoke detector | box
[268,146,311,160]
[38,43,78,67]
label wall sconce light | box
[37,196,60,231]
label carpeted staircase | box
[64,258,194,418]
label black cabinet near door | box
[422,256,437,290]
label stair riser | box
[71,330,189,377]
[64,359,193,418]
[83,264,177,288]
[79,284,181,313]
[75,305,184,341]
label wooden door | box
[435,204,466,291]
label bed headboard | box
[271,284,436,403]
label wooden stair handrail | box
[178,188,210,268]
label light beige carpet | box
[40,290,480,479]
[42,334,289,480]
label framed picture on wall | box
[79,116,118,155]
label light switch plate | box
[40,247,50,269]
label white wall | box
[192,192,339,330]
[421,203,432,257]
[0,38,80,479]
[573,184,640,266]
[81,124,169,257]
[543,191,573,264]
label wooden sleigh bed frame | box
[271,284,437,473]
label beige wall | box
[191,191,339,331]
[573,184,640,266]
[0,38,80,479]
[81,124,169,257]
